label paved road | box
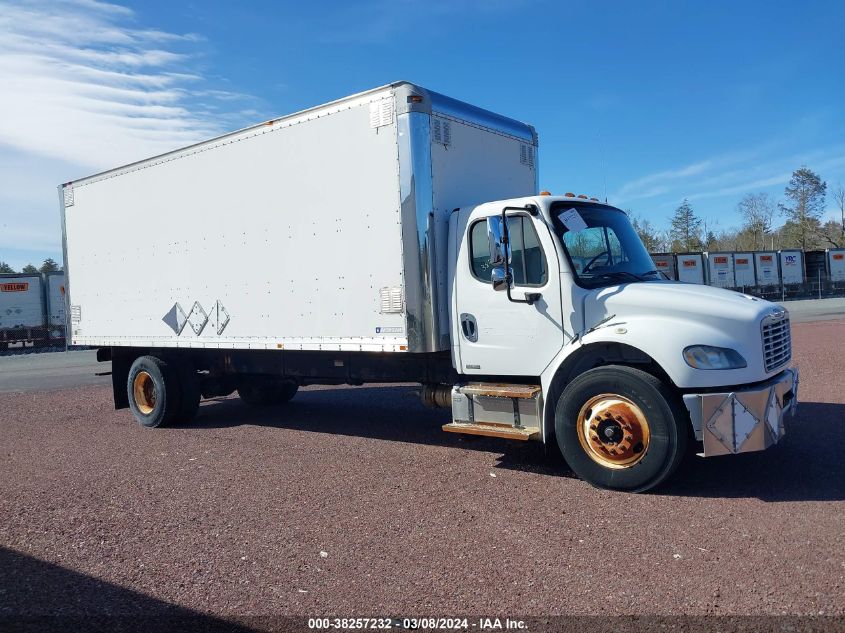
[0,349,109,393]
[0,321,843,629]
[779,297,845,323]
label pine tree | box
[780,166,826,250]
[669,199,703,252]
[40,258,60,273]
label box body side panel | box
[64,100,407,351]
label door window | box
[469,215,547,286]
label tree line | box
[632,166,844,253]
[0,258,62,275]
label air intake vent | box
[379,287,404,313]
[63,184,74,207]
[369,98,394,128]
[432,118,451,146]
[520,144,535,168]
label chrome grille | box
[761,312,791,372]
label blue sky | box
[1,0,843,270]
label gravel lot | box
[0,320,843,630]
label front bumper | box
[682,367,799,457]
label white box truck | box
[60,82,798,492]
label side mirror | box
[487,216,509,266]
[491,267,508,291]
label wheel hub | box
[132,371,156,415]
[577,394,650,469]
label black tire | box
[554,365,688,493]
[171,357,201,423]
[127,355,181,428]
[237,377,298,406]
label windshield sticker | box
[560,208,588,233]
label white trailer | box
[754,252,779,286]
[0,273,47,347]
[732,253,755,288]
[61,82,798,493]
[828,249,845,282]
[779,250,804,285]
[705,252,734,288]
[650,253,676,280]
[676,253,705,284]
[44,272,67,340]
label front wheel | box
[555,365,688,492]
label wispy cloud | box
[611,141,845,223]
[0,0,263,267]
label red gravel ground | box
[0,321,843,630]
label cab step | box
[446,382,543,442]
[443,421,540,441]
[459,383,542,399]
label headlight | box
[683,345,747,370]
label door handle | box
[460,313,478,342]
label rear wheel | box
[127,355,180,428]
[237,376,298,406]
[555,365,688,492]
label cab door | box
[454,206,564,377]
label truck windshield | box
[550,203,659,288]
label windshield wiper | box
[640,269,669,280]
[592,271,645,283]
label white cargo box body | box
[779,250,803,285]
[0,274,45,330]
[828,249,845,281]
[676,253,705,284]
[754,252,778,286]
[705,252,734,288]
[60,82,538,353]
[732,252,755,287]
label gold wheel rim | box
[132,370,156,415]
[576,393,650,469]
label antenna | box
[598,127,608,203]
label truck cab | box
[445,194,798,491]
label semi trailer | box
[60,81,798,492]
[0,271,66,349]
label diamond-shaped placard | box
[215,300,230,335]
[187,301,208,335]
[732,398,758,451]
[163,302,188,335]
[765,388,780,437]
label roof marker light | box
[539,190,552,196]
[577,194,589,199]
[564,192,575,197]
